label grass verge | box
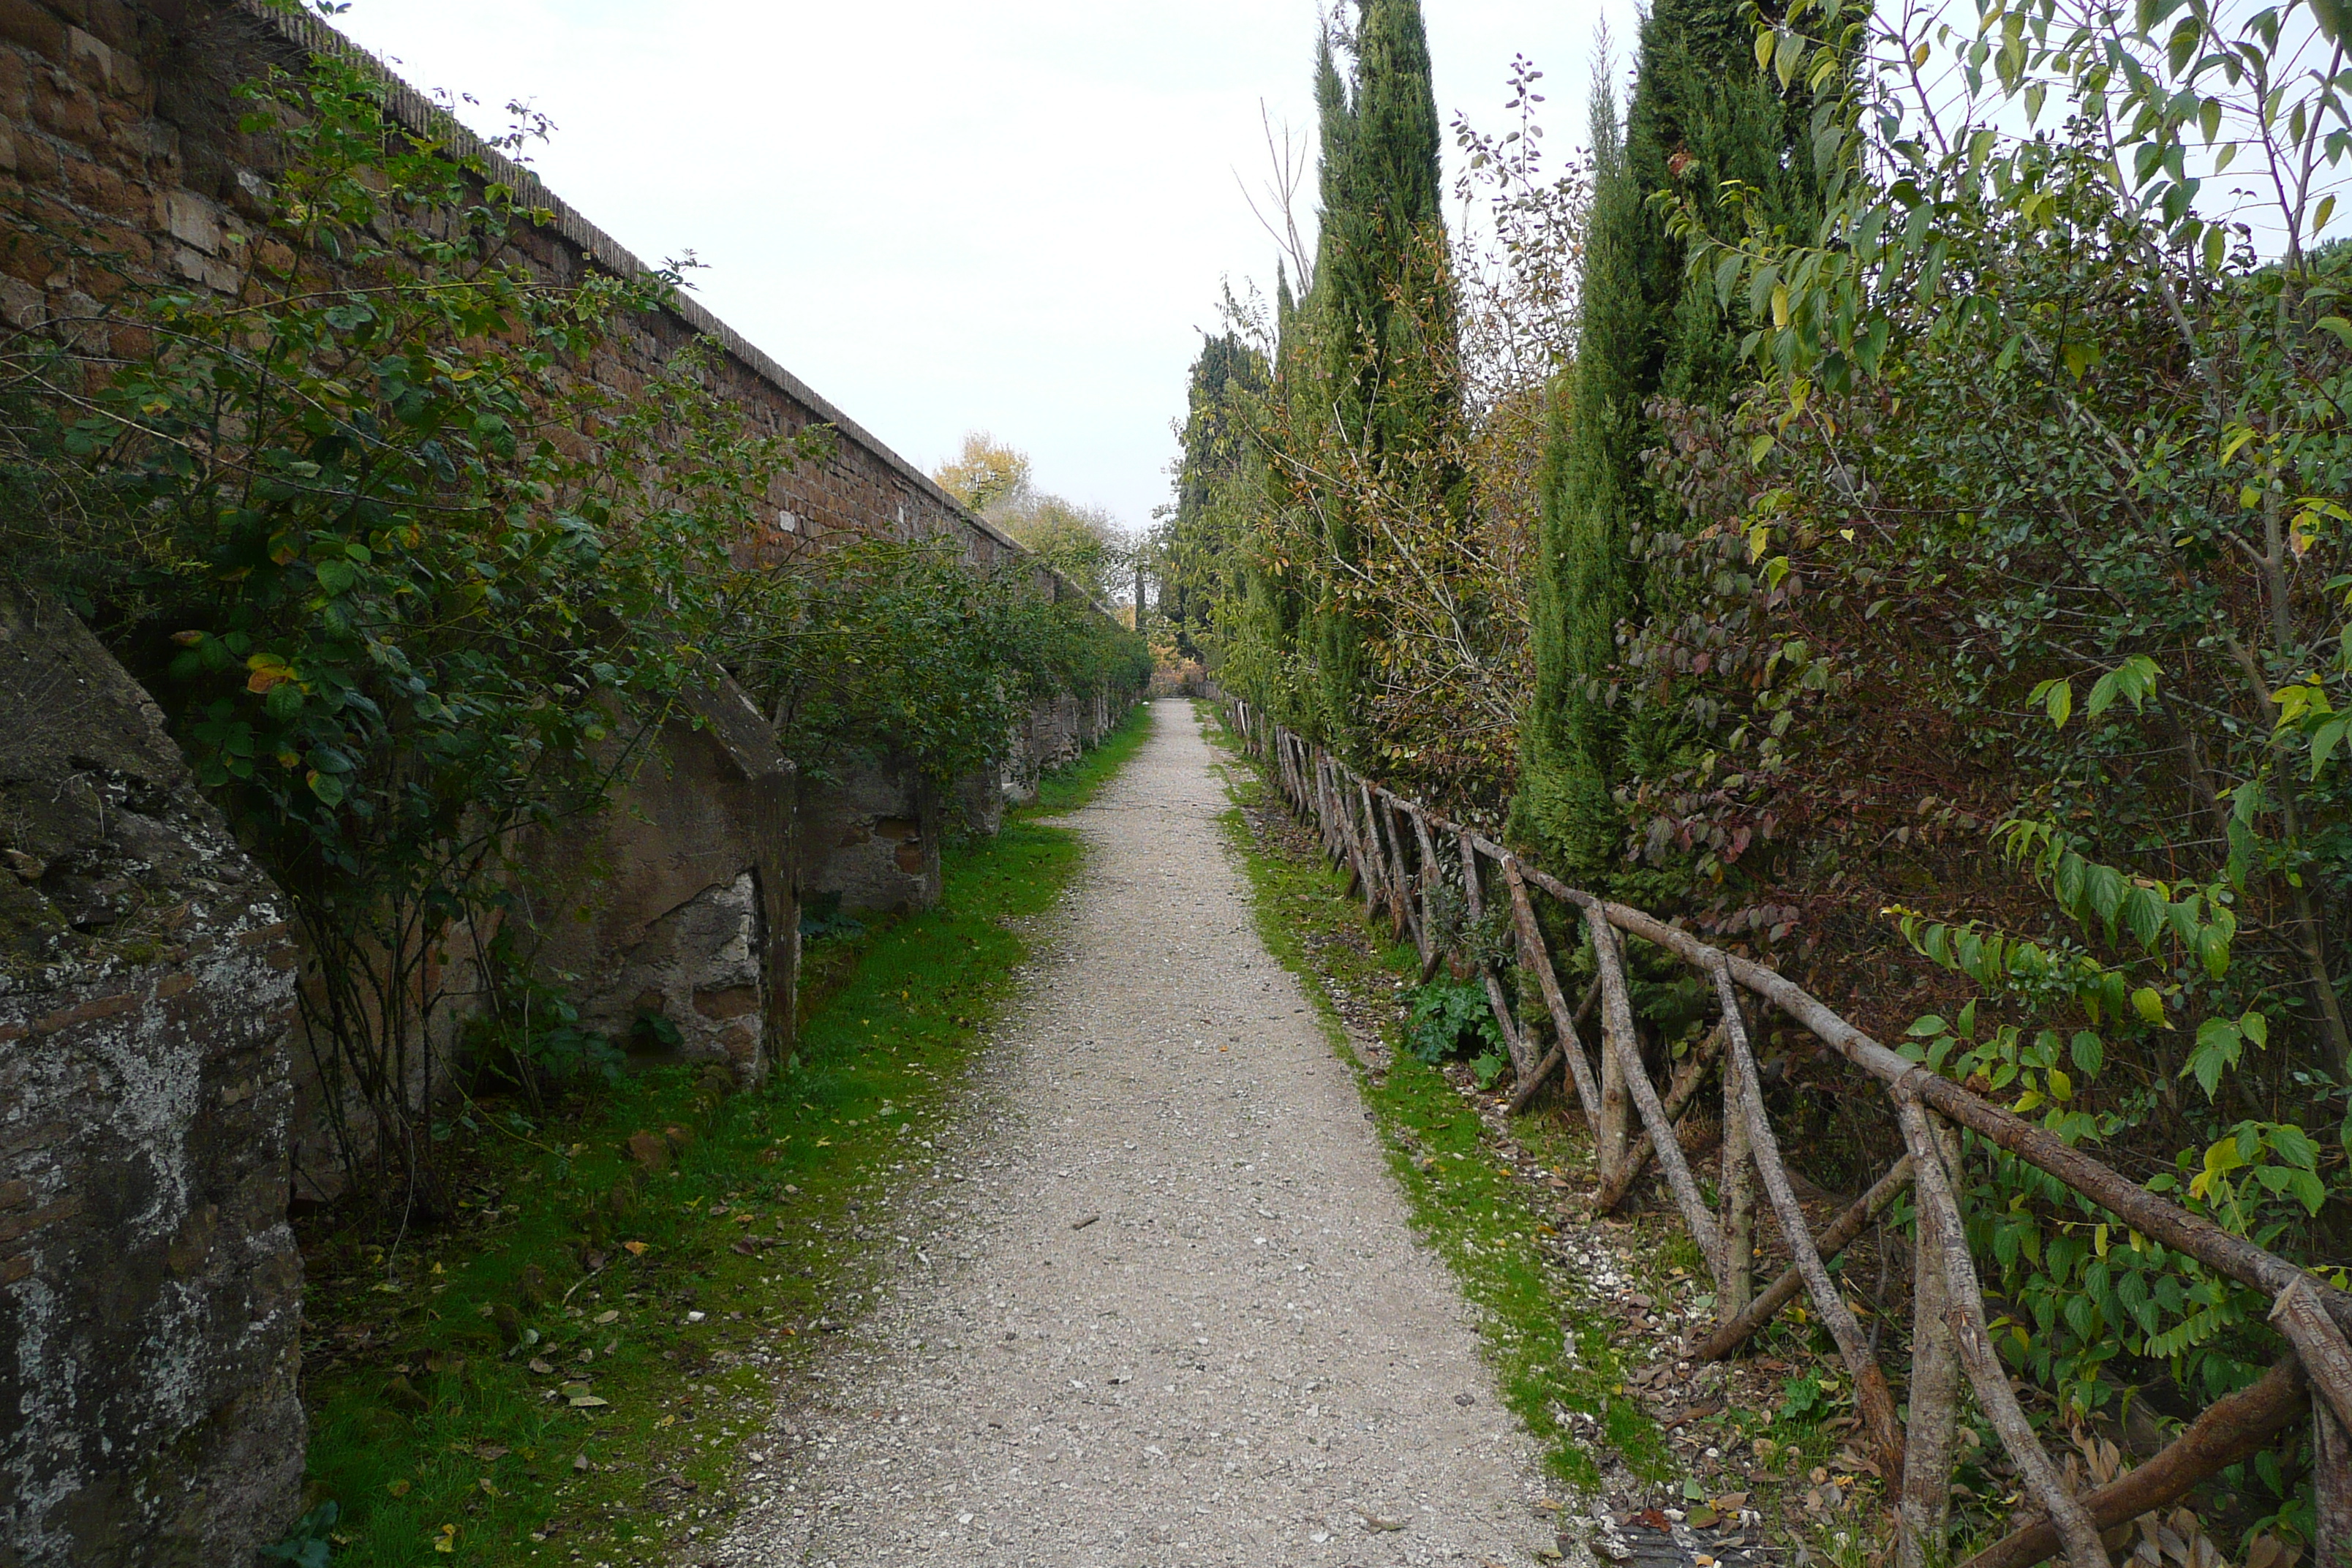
[1191,701,1669,1499]
[288,701,1154,1567]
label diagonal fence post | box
[1500,858,1606,1133]
[1897,1096,2106,1567]
[2270,1278,2352,1563]
[1711,955,1907,1482]
[1899,1115,1962,1568]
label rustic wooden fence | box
[1221,698,2352,1568]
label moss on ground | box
[293,705,1153,1567]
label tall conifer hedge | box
[1303,0,1457,761]
[1515,0,1828,878]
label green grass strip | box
[293,702,1153,1567]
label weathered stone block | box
[0,590,304,1567]
[62,24,109,88]
[524,681,796,1085]
[29,75,96,147]
[0,0,67,61]
[798,755,940,916]
[158,183,215,249]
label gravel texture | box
[718,700,1555,1567]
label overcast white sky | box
[325,2,1639,531]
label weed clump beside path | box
[288,707,1152,1568]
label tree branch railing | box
[1221,698,2352,1568]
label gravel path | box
[720,700,1554,1567]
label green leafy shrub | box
[257,1501,338,1568]
[1776,1372,1831,1426]
[1406,976,1507,1064]
[3,51,805,1201]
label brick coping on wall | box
[240,1,1120,622]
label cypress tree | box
[1303,0,1457,761]
[1513,0,1828,876]
[1165,331,1268,657]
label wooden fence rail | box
[1221,698,2352,1568]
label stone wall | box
[524,681,798,1082]
[796,757,940,916]
[280,682,800,1206]
[0,4,1135,1558]
[0,0,1058,584]
[0,590,304,1568]
[1005,690,1118,804]
[0,0,1122,876]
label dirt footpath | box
[720,700,1554,1567]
